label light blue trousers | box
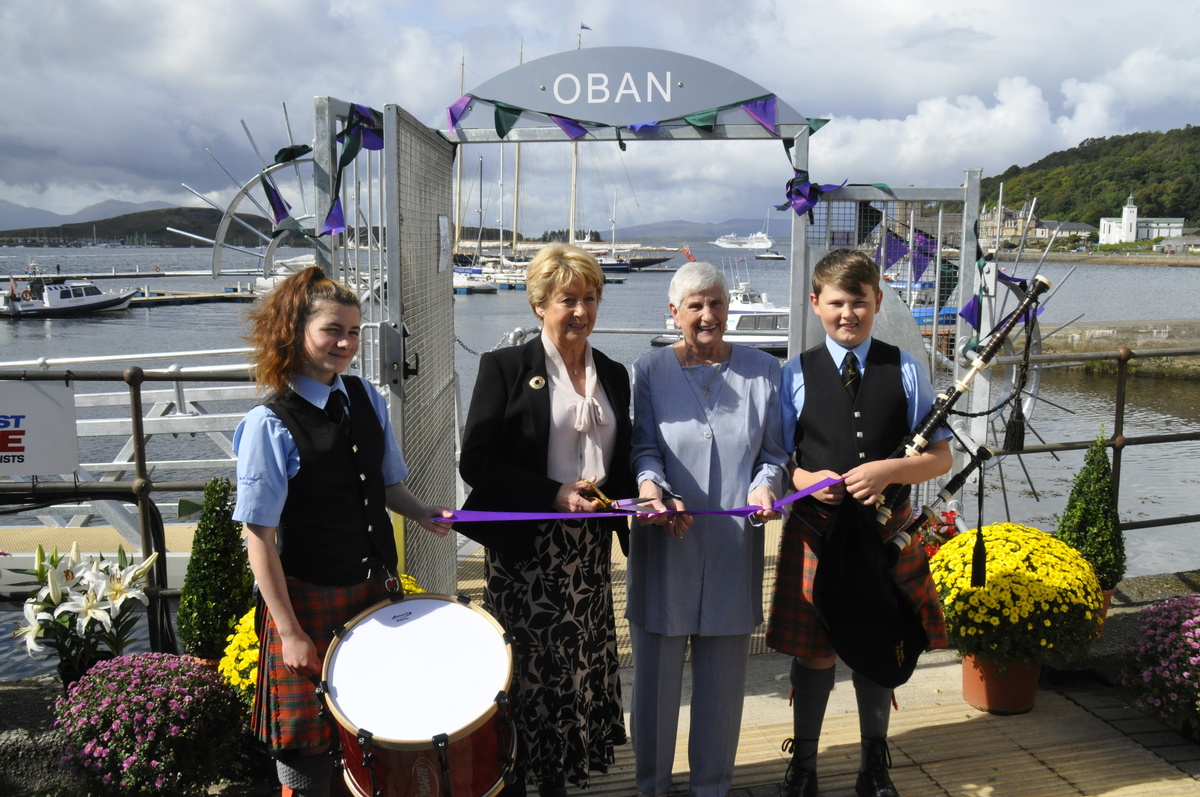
[629,621,752,797]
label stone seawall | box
[1040,318,1200,356]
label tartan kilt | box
[766,497,946,659]
[253,574,390,754]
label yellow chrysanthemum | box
[929,523,1103,667]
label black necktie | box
[325,389,349,428]
[841,352,860,401]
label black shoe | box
[855,737,898,797]
[536,785,567,797]
[779,738,818,797]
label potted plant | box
[1121,594,1200,737]
[54,652,244,796]
[1056,432,1126,613]
[176,476,254,661]
[13,542,159,688]
[929,522,1104,713]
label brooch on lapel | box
[529,376,546,390]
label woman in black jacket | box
[459,243,634,797]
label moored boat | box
[650,281,789,355]
[1,277,138,318]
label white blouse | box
[542,333,617,488]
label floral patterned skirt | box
[485,518,627,789]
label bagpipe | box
[811,275,1051,689]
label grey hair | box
[668,261,729,307]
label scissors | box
[580,478,647,513]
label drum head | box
[324,595,512,745]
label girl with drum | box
[458,244,635,797]
[232,265,454,797]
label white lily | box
[67,541,82,570]
[14,601,48,655]
[46,566,64,605]
[93,553,157,611]
[55,587,114,637]
[128,551,159,583]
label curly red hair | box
[245,265,360,399]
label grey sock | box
[788,658,836,768]
[852,670,893,770]
[276,752,333,797]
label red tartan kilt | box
[766,498,946,659]
[253,575,391,753]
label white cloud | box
[1,0,1198,231]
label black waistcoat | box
[796,340,912,506]
[266,377,395,585]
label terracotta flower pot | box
[961,654,1042,715]
[1097,588,1116,634]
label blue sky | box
[2,0,1197,234]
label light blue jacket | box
[629,345,787,636]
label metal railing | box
[3,342,1197,653]
[986,345,1200,533]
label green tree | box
[1056,433,1126,591]
[176,477,255,660]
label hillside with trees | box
[982,126,1200,227]
[0,207,272,248]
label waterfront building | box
[1099,193,1185,245]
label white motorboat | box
[1,277,138,318]
[453,274,498,294]
[650,281,789,355]
[754,249,786,260]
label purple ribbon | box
[777,170,846,221]
[447,476,842,524]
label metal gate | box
[310,98,458,593]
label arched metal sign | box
[443,46,814,143]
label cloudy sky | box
[2,0,1197,236]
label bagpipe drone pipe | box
[811,275,1051,689]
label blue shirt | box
[232,373,408,527]
[780,336,950,453]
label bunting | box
[446,96,471,129]
[880,231,909,269]
[741,96,777,134]
[319,104,383,237]
[911,232,939,281]
[549,114,588,139]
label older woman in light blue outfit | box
[629,260,788,797]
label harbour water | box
[2,244,1199,679]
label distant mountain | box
[617,213,793,245]
[0,199,174,232]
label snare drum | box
[321,594,515,797]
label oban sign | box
[448,46,809,140]
[0,382,79,476]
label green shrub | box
[1056,433,1126,590]
[176,477,254,660]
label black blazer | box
[458,336,635,561]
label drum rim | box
[322,593,514,750]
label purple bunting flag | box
[549,114,588,139]
[741,96,777,134]
[447,96,471,129]
[319,198,346,237]
[261,178,292,226]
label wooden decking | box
[456,520,1200,796]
